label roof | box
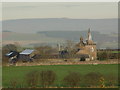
[76,49,89,55]
[20,49,34,55]
[79,54,89,58]
[5,51,19,57]
[6,52,13,56]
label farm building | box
[19,49,36,62]
[5,51,19,63]
[76,29,97,61]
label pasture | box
[2,64,118,88]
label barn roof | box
[20,49,34,55]
[5,51,19,57]
[6,52,13,56]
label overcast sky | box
[2,2,118,20]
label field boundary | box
[7,59,119,66]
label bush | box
[104,74,118,87]
[118,76,120,86]
[40,70,56,87]
[35,46,57,56]
[84,72,102,87]
[25,71,39,87]
[10,78,18,88]
[97,51,108,60]
[63,72,81,87]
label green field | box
[111,51,120,53]
[2,64,118,88]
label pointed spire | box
[88,28,92,40]
[88,28,90,33]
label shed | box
[6,51,19,57]
[5,51,19,63]
[19,49,35,62]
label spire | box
[88,28,92,41]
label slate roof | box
[6,52,13,56]
[20,49,34,55]
[5,51,19,57]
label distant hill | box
[2,31,118,49]
[2,30,12,32]
[37,31,118,49]
[37,31,117,42]
[2,18,118,34]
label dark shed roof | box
[6,51,19,57]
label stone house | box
[76,29,97,61]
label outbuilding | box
[19,49,35,62]
[5,51,19,64]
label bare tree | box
[40,70,56,87]
[64,40,77,58]
[35,45,57,55]
[65,40,75,52]
[25,71,39,87]
[63,72,81,87]
[84,72,102,87]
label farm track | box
[13,59,119,66]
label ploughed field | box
[2,64,118,88]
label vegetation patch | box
[2,64,118,88]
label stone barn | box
[76,29,97,61]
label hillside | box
[2,18,118,34]
[2,31,118,49]
[2,32,65,47]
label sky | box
[2,2,118,21]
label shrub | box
[104,74,118,87]
[97,51,108,60]
[63,72,81,87]
[84,72,102,87]
[9,78,18,88]
[25,71,39,87]
[118,76,120,86]
[40,70,56,87]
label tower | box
[76,28,97,61]
[88,28,92,41]
[86,28,94,45]
[86,28,97,60]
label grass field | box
[2,64,118,88]
[111,51,120,53]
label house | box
[76,28,97,61]
[19,49,35,62]
[5,51,19,64]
